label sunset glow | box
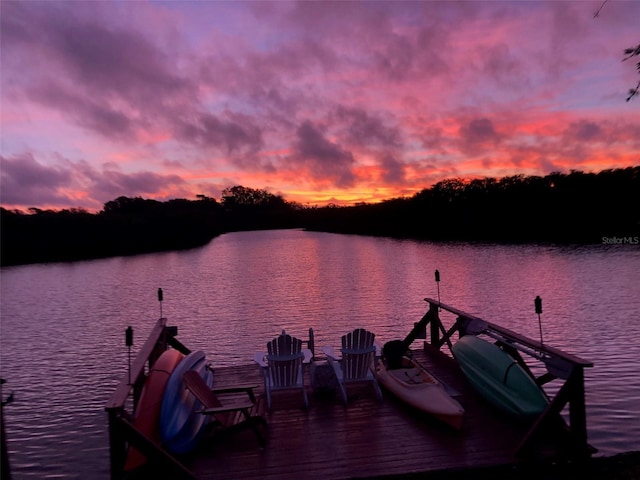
[1,0,638,212]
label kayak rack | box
[105,318,195,480]
[406,298,594,459]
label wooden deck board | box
[159,346,575,480]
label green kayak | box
[452,334,549,419]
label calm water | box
[1,229,639,479]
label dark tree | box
[593,0,639,101]
[623,43,640,101]
[221,185,287,209]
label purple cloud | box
[460,118,498,142]
[1,1,270,160]
[2,3,191,108]
[458,117,501,155]
[293,121,355,187]
[92,169,187,202]
[0,152,190,211]
[175,112,264,159]
[0,153,72,207]
[333,106,403,150]
[1,0,638,211]
[564,120,603,142]
[379,155,407,184]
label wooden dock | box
[178,351,571,480]
[107,298,594,480]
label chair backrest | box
[183,370,222,409]
[183,370,243,428]
[266,332,304,388]
[340,328,376,381]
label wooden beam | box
[424,298,485,322]
[535,371,558,387]
[107,409,127,480]
[568,367,588,452]
[403,308,433,346]
[516,367,589,457]
[487,323,592,367]
[498,342,539,386]
[166,333,191,355]
[424,297,593,368]
[106,318,167,411]
[429,307,440,347]
[436,321,459,351]
[423,298,593,460]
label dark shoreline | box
[2,167,638,267]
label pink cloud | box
[0,152,190,211]
[1,0,638,211]
[291,121,356,188]
[0,152,73,207]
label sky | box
[1,1,638,212]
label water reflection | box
[1,230,639,478]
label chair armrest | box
[341,345,376,355]
[253,352,268,367]
[302,348,313,364]
[321,345,340,361]
[211,384,259,394]
[197,401,255,415]
[211,384,259,403]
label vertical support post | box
[132,375,145,413]
[107,409,127,480]
[429,304,440,347]
[457,316,467,337]
[404,301,438,347]
[1,379,12,480]
[308,328,315,359]
[568,366,589,457]
[126,327,133,385]
[149,324,169,369]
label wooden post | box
[420,297,593,460]
[457,315,468,337]
[132,374,145,413]
[516,365,591,458]
[1,379,12,480]
[105,318,171,479]
[568,366,590,457]
[107,409,127,480]
[404,301,438,347]
[429,304,440,346]
[405,301,459,353]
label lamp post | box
[126,326,133,384]
[535,296,544,345]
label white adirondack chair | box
[322,328,383,405]
[253,331,311,410]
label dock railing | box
[104,318,194,480]
[405,298,594,459]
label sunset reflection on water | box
[1,230,638,478]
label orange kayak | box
[124,348,185,471]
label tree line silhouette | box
[1,168,638,266]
